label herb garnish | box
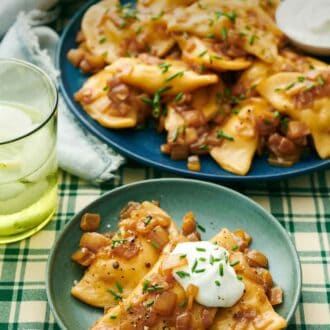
[176,271,190,279]
[219,263,224,276]
[165,71,185,83]
[108,289,122,301]
[150,240,159,249]
[111,239,127,248]
[159,63,172,74]
[230,260,240,267]
[197,222,206,232]
[196,247,206,252]
[175,92,184,103]
[115,281,123,293]
[143,215,152,226]
[217,130,234,141]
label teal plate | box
[46,179,301,329]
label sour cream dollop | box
[170,241,245,308]
[276,0,330,50]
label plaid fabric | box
[0,164,329,330]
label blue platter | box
[57,0,330,182]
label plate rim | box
[46,178,302,329]
[56,0,330,182]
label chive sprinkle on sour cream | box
[170,241,245,308]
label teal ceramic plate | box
[46,179,301,329]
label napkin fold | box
[0,8,125,184]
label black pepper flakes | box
[145,262,151,268]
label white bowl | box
[276,0,330,56]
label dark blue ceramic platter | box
[57,0,330,181]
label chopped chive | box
[197,222,206,232]
[192,259,198,272]
[142,280,150,292]
[198,144,209,150]
[215,11,222,20]
[172,127,179,142]
[281,117,289,132]
[115,281,123,293]
[219,263,224,276]
[210,254,215,265]
[195,268,206,273]
[176,271,190,279]
[217,130,234,141]
[206,33,215,39]
[231,108,239,114]
[150,240,159,249]
[103,85,109,91]
[231,245,239,251]
[198,50,208,57]
[108,289,122,301]
[304,83,316,91]
[180,254,187,259]
[199,257,207,262]
[140,96,153,106]
[99,37,107,44]
[224,11,237,22]
[146,284,164,292]
[224,87,231,97]
[196,247,206,252]
[110,315,117,320]
[144,300,154,307]
[215,280,221,286]
[239,31,247,37]
[175,92,184,102]
[249,34,256,45]
[151,10,164,20]
[200,63,206,73]
[230,260,240,267]
[143,215,152,226]
[297,76,305,82]
[165,71,185,82]
[135,25,143,35]
[317,76,325,86]
[159,62,172,74]
[284,82,295,90]
[180,300,188,308]
[221,26,228,40]
[273,111,280,119]
[237,275,243,280]
[208,18,215,26]
[111,239,127,248]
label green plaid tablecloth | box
[0,165,329,330]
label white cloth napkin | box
[0,6,125,184]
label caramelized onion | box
[246,249,268,268]
[186,284,199,310]
[79,232,111,253]
[268,287,283,305]
[176,311,191,330]
[147,226,169,250]
[153,291,177,316]
[80,213,101,232]
[71,247,95,267]
[181,212,196,236]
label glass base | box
[0,208,56,244]
[0,183,57,244]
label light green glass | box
[0,59,58,244]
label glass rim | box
[0,58,58,145]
